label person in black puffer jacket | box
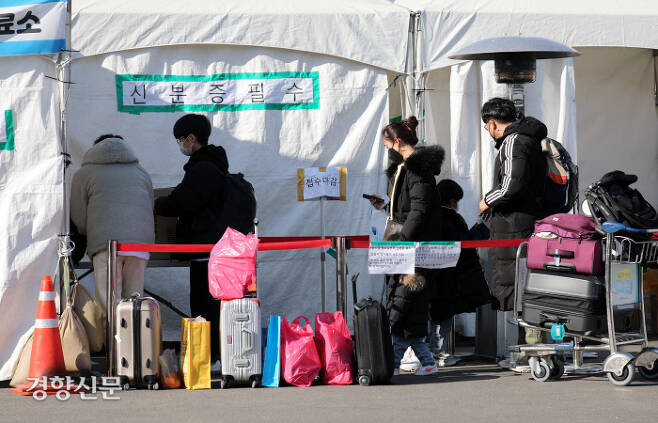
[154,114,229,362]
[427,179,491,365]
[381,116,444,376]
[479,98,548,312]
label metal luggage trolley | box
[511,221,658,386]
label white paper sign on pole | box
[368,242,415,275]
[296,166,347,201]
[415,242,461,269]
[0,1,67,56]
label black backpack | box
[217,170,257,235]
[540,138,579,215]
[585,170,658,234]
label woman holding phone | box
[378,116,445,376]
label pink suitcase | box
[527,214,603,275]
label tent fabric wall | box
[574,47,658,208]
[66,44,390,337]
[0,56,63,380]
[395,0,658,72]
[71,0,411,74]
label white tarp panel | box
[424,58,577,226]
[395,0,658,72]
[71,0,411,73]
[0,56,62,380]
[67,45,390,338]
[574,47,658,209]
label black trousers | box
[189,259,220,362]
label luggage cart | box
[511,222,658,386]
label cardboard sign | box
[296,167,347,201]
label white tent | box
[397,0,658,224]
[2,0,657,380]
[0,0,413,379]
[396,0,658,340]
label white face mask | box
[177,138,193,156]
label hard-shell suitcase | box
[522,269,606,333]
[219,298,262,388]
[352,273,394,386]
[115,294,162,390]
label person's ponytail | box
[382,116,419,146]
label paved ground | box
[1,361,657,423]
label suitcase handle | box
[546,248,575,259]
[539,311,568,325]
[241,328,254,355]
[543,263,576,273]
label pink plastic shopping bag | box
[280,315,321,387]
[314,311,355,385]
[208,227,259,300]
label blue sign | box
[0,1,67,56]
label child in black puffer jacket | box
[386,272,437,376]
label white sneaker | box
[400,347,421,372]
[415,364,438,376]
[437,353,459,367]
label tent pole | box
[411,11,425,143]
[56,0,73,314]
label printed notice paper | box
[368,241,461,274]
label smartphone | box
[362,193,383,203]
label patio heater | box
[449,36,580,115]
[448,37,580,363]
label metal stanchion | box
[106,240,118,377]
[320,197,326,312]
[448,316,456,356]
[335,237,348,314]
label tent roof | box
[396,0,658,71]
[71,0,411,73]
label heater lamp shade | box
[449,37,580,61]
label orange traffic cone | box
[11,276,77,396]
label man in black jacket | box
[155,113,228,362]
[479,98,548,312]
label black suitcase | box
[352,273,394,386]
[522,269,607,333]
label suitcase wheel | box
[358,375,371,386]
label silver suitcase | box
[115,295,162,390]
[220,298,262,388]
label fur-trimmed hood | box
[82,137,138,166]
[401,273,426,292]
[386,145,445,178]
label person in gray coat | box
[71,134,154,309]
